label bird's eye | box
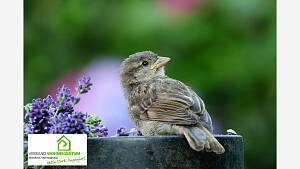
[142,61,148,66]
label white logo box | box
[28,134,87,166]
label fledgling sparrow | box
[119,51,225,154]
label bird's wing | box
[187,87,206,115]
[132,78,205,125]
[186,87,213,131]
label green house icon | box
[57,135,71,151]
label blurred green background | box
[24,0,276,168]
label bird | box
[119,51,225,154]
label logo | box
[28,134,87,166]
[57,135,71,151]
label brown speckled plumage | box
[120,51,225,154]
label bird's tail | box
[182,125,225,154]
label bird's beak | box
[150,57,170,70]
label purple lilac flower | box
[116,127,141,136]
[24,124,34,135]
[85,115,108,137]
[24,98,54,134]
[136,129,142,136]
[45,95,55,106]
[116,127,127,136]
[70,95,80,106]
[50,111,89,134]
[55,85,74,114]
[24,76,108,137]
[76,76,93,94]
[88,122,108,137]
